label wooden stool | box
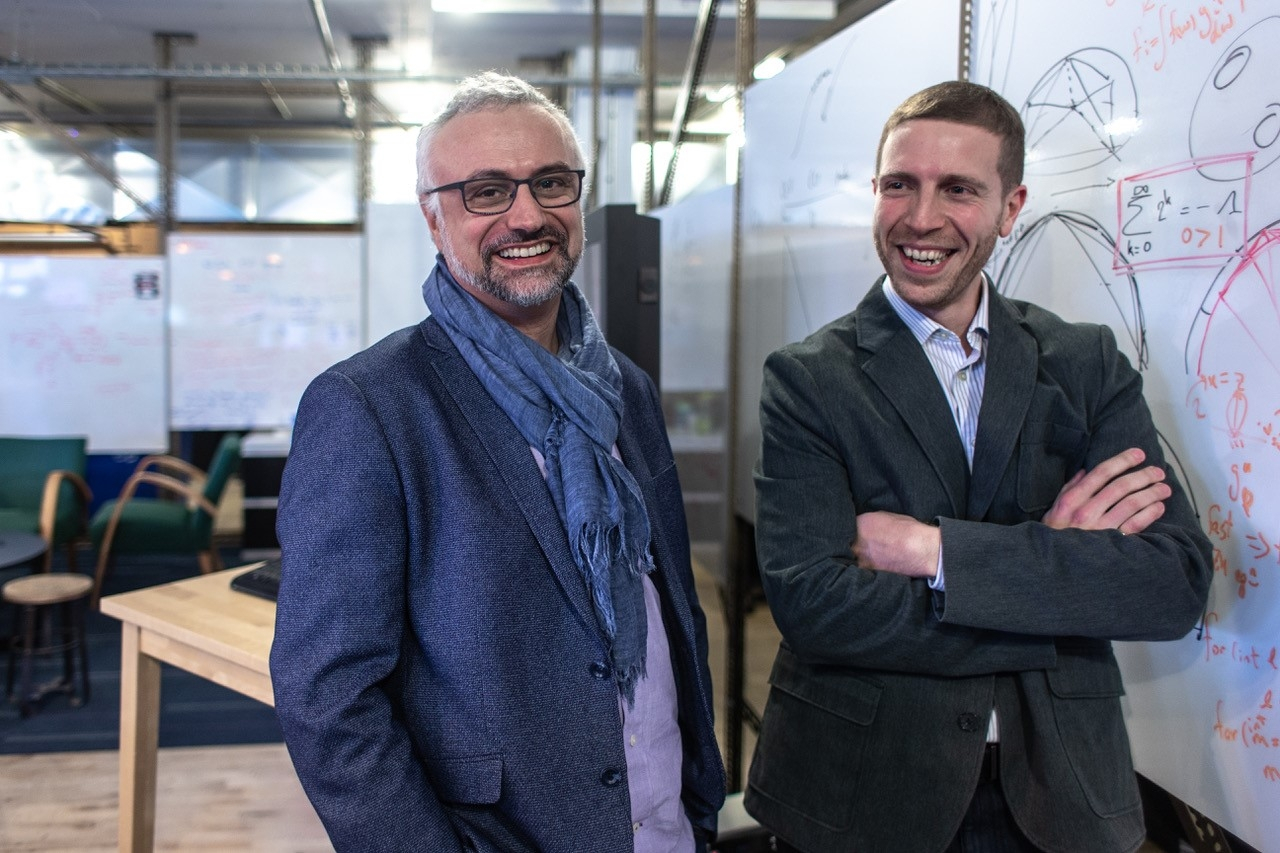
[3,573,93,717]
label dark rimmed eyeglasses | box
[422,169,586,216]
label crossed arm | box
[851,447,1173,579]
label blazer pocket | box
[1046,648,1140,819]
[434,754,504,805]
[748,651,882,832]
[1016,421,1087,514]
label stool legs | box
[14,603,39,718]
[5,599,91,717]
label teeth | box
[498,242,552,259]
[903,247,949,265]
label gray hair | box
[415,71,586,201]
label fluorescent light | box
[754,55,786,80]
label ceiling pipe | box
[0,63,667,88]
[308,0,358,119]
[0,79,157,219]
[659,0,720,206]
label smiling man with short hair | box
[271,70,725,853]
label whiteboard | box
[971,1,1280,848]
[654,186,734,393]
[365,202,433,346]
[0,255,167,453]
[168,233,363,430]
[736,0,962,519]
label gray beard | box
[443,228,579,308]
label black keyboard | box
[230,558,282,601]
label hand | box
[1042,447,1171,535]
[850,511,941,578]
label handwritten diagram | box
[994,210,1147,369]
[1189,16,1280,181]
[1022,48,1138,176]
[971,0,1280,846]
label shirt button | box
[601,767,623,787]
[632,822,641,833]
[589,661,611,679]
[957,712,982,733]
[629,734,637,746]
[957,370,968,381]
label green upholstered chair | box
[89,432,242,608]
[0,437,93,573]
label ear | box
[420,199,444,246]
[999,184,1028,238]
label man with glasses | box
[271,71,725,852]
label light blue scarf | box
[422,260,655,704]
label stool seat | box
[3,574,94,606]
[4,572,93,717]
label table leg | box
[117,623,161,852]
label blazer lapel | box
[421,321,600,632]
[857,285,969,518]
[968,292,1037,520]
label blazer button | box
[601,767,623,787]
[957,712,982,733]
[589,661,611,679]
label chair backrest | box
[0,436,88,543]
[190,432,242,542]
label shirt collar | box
[881,275,990,348]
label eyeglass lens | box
[463,171,581,213]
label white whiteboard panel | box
[654,186,734,393]
[735,0,961,519]
[365,203,433,346]
[168,234,363,430]
[0,255,167,453]
[971,2,1280,848]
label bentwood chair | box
[0,436,93,574]
[89,432,242,608]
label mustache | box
[483,226,568,256]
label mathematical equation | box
[1123,0,1248,71]
[1213,691,1280,785]
[1115,155,1251,271]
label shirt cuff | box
[928,542,945,591]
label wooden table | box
[100,567,276,853]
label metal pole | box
[641,0,657,213]
[723,0,756,794]
[589,0,602,210]
[153,32,194,236]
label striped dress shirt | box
[882,277,999,742]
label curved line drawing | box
[1022,48,1139,176]
[1189,16,1280,182]
[1186,222,1280,378]
[994,210,1148,369]
[790,69,835,160]
[788,32,858,161]
[972,0,1019,95]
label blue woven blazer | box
[271,315,726,852]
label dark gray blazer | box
[271,315,726,852]
[745,281,1212,853]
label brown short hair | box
[876,80,1025,195]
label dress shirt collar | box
[881,275,991,349]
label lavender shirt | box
[531,446,694,850]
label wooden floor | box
[0,552,1170,852]
[0,555,783,852]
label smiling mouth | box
[497,241,553,259]
[902,246,953,267]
